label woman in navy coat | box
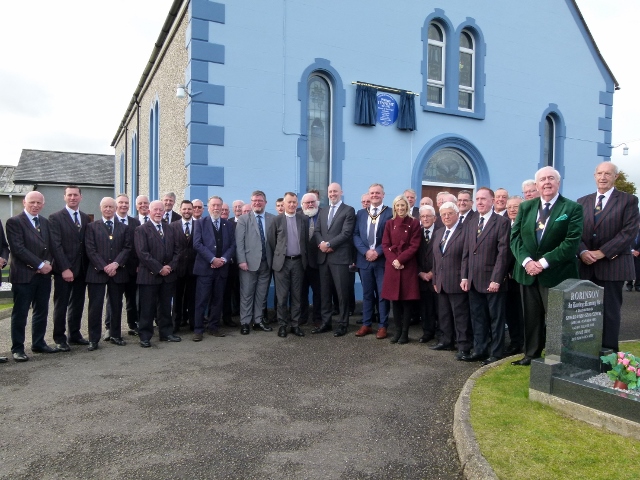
[381,195,421,344]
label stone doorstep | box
[529,389,640,441]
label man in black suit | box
[171,200,197,333]
[300,192,322,327]
[109,194,141,336]
[135,200,182,347]
[161,192,181,224]
[312,183,356,337]
[85,197,131,350]
[494,189,509,216]
[268,192,307,338]
[6,191,59,361]
[577,162,640,352]
[0,219,9,363]
[404,188,420,218]
[457,189,478,226]
[417,205,438,344]
[136,195,151,224]
[628,227,640,292]
[504,196,525,356]
[192,199,205,220]
[49,185,91,351]
[192,196,236,340]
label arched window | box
[306,73,331,200]
[421,148,476,203]
[131,133,138,212]
[458,30,475,111]
[427,23,445,107]
[543,115,556,167]
[149,101,160,200]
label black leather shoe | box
[13,352,28,362]
[0,356,8,363]
[333,326,348,337]
[223,317,237,327]
[430,343,455,351]
[278,326,287,338]
[290,327,305,337]
[511,357,532,366]
[311,323,332,334]
[110,337,126,346]
[503,344,523,356]
[31,345,60,354]
[240,324,250,335]
[160,335,182,342]
[455,350,471,360]
[626,285,633,292]
[253,322,273,332]
[87,342,99,351]
[127,328,139,337]
[482,356,500,366]
[461,353,487,362]
[69,337,90,346]
[140,340,152,348]
[56,343,71,352]
[418,334,434,344]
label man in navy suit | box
[312,183,356,337]
[49,185,91,351]
[135,200,182,347]
[0,219,10,363]
[577,162,640,352]
[353,183,392,339]
[171,200,197,333]
[6,191,59,361]
[85,197,131,350]
[192,196,236,340]
[461,188,511,365]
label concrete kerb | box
[453,358,508,480]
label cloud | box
[0,69,51,117]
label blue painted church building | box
[112,0,617,210]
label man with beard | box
[300,192,322,326]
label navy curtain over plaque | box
[354,85,377,126]
[397,91,416,131]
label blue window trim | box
[149,100,160,200]
[421,10,486,120]
[411,133,490,194]
[119,153,125,194]
[131,133,138,215]
[297,58,346,193]
[538,104,566,185]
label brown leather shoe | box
[376,327,388,339]
[192,333,203,342]
[355,326,373,337]
[208,329,226,337]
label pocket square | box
[555,214,568,221]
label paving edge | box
[453,358,506,480]
[0,307,12,320]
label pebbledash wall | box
[112,0,616,213]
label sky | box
[0,0,638,188]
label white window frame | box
[458,30,475,112]
[427,23,446,107]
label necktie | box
[73,211,80,229]
[214,219,219,231]
[120,217,126,224]
[440,230,450,253]
[328,205,336,228]
[459,214,465,224]
[33,216,40,232]
[367,207,378,247]
[156,224,163,238]
[308,218,315,240]
[144,216,149,223]
[424,228,430,243]
[594,194,605,219]
[257,215,267,261]
[536,202,551,243]
[106,220,113,235]
[185,222,190,236]
[477,217,485,238]
[165,212,170,223]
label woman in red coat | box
[381,195,421,344]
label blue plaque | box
[376,92,398,126]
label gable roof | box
[14,149,114,187]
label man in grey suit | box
[235,190,274,334]
[312,183,356,337]
[268,192,307,338]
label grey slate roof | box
[0,165,33,194]
[14,149,114,187]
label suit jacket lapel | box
[595,189,618,229]
[476,215,495,248]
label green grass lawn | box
[471,343,640,480]
[0,302,12,310]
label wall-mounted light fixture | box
[613,143,629,156]
[176,84,202,99]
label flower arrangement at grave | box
[600,351,640,390]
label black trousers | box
[419,286,438,338]
[319,263,350,327]
[521,281,548,359]
[300,266,321,325]
[437,291,472,351]
[87,281,124,342]
[468,288,506,358]
[591,278,623,352]
[138,282,176,342]
[173,273,197,331]
[505,279,524,349]
[52,274,86,344]
[11,275,52,353]
[106,277,138,330]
